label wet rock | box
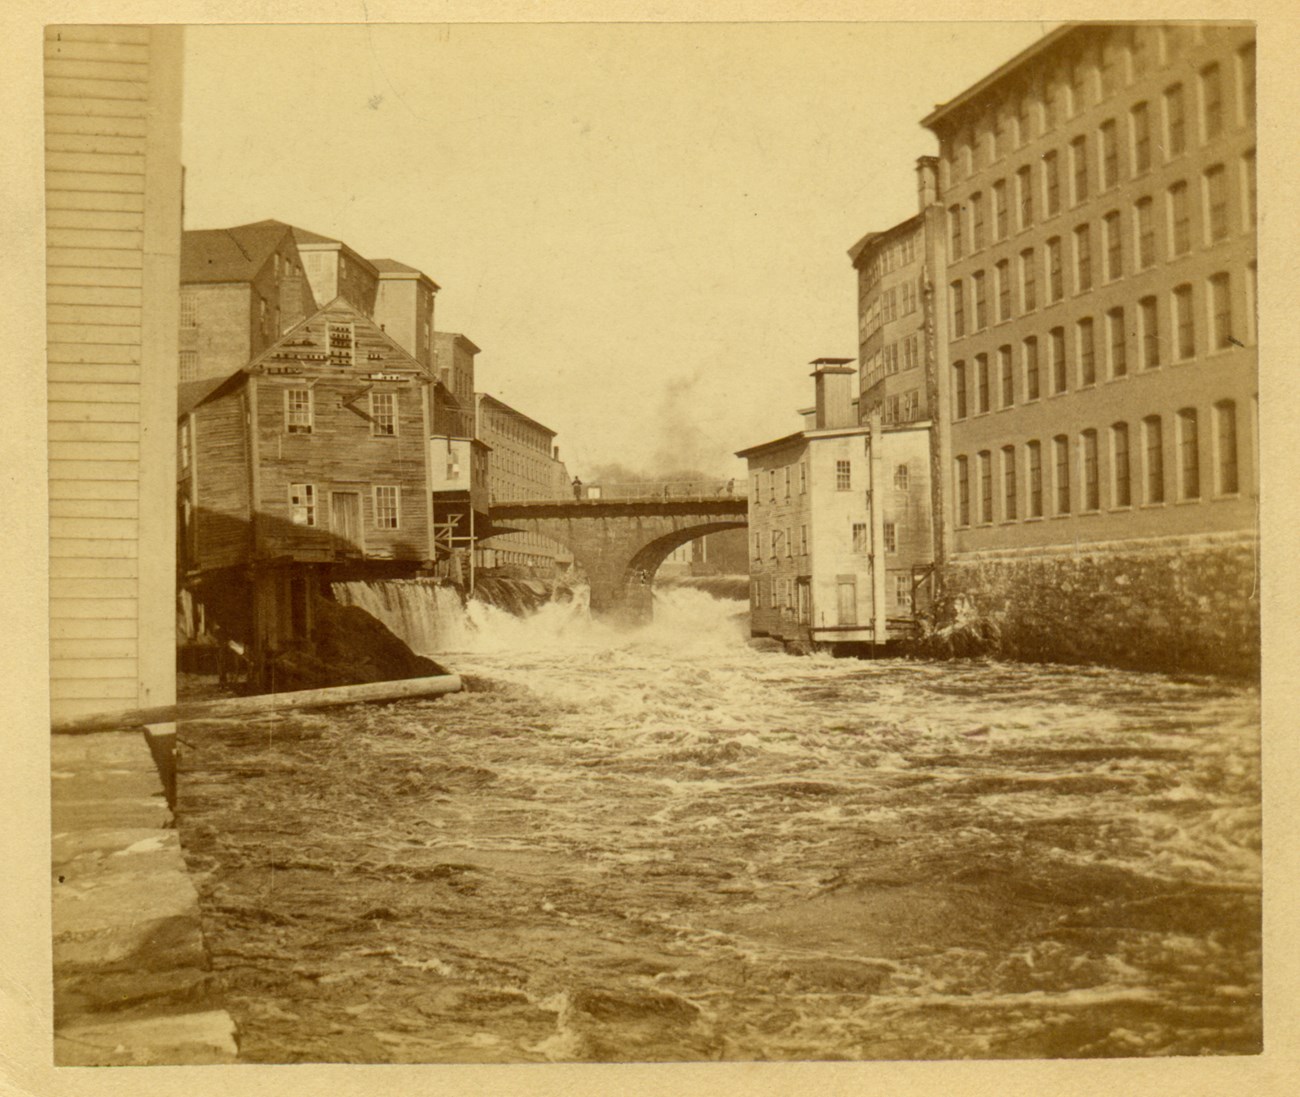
[570,987,700,1023]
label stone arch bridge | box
[486,490,748,621]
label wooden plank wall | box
[46,26,183,719]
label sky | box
[182,21,1053,480]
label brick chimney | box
[810,358,856,430]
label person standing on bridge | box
[572,476,583,500]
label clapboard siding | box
[194,389,252,570]
[47,24,182,722]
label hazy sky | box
[182,22,1052,479]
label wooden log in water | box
[50,674,464,735]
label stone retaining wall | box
[938,533,1259,679]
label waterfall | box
[332,579,468,654]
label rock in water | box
[268,593,449,692]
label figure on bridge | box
[572,476,583,500]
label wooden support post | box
[51,673,464,735]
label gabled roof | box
[181,221,291,284]
[370,257,441,290]
[178,373,239,417]
[286,224,343,246]
[475,391,556,439]
[245,295,430,377]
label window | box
[784,466,791,499]
[1047,236,1063,301]
[801,525,808,555]
[769,470,776,500]
[836,460,851,491]
[285,388,313,434]
[949,204,964,259]
[894,463,910,490]
[180,291,198,328]
[956,456,970,526]
[753,532,761,561]
[996,260,1012,321]
[999,345,1014,407]
[1144,415,1165,503]
[1239,42,1256,124]
[786,527,793,557]
[370,391,397,436]
[1017,164,1035,228]
[179,421,191,471]
[374,485,400,529]
[895,573,913,611]
[1173,283,1195,360]
[1140,296,1160,368]
[1002,445,1017,519]
[1017,90,1033,146]
[179,350,198,382]
[972,191,986,250]
[1027,440,1043,517]
[327,321,355,367]
[770,529,780,558]
[951,279,965,338]
[1168,181,1191,256]
[853,522,870,553]
[1074,224,1092,292]
[1099,119,1119,189]
[1178,408,1200,500]
[1247,261,1257,345]
[1136,196,1156,269]
[1053,435,1071,515]
[979,451,993,524]
[1070,136,1089,203]
[973,271,988,330]
[1112,422,1132,507]
[1044,150,1061,215]
[1077,317,1096,386]
[1210,272,1233,351]
[1103,210,1122,280]
[1050,326,1067,394]
[1024,336,1040,401]
[1132,101,1151,173]
[800,460,808,494]
[1215,400,1239,494]
[1107,307,1127,377]
[976,353,990,414]
[993,179,1009,239]
[953,360,968,419]
[1200,62,1223,141]
[1204,165,1228,242]
[1242,149,1256,228]
[1020,248,1037,311]
[1069,56,1089,115]
[883,521,897,553]
[1101,43,1120,96]
[1081,429,1100,511]
[1165,83,1186,157]
[290,483,316,526]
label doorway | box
[330,491,363,554]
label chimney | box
[810,358,856,430]
[916,154,941,209]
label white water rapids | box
[178,580,1261,1062]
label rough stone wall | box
[939,534,1259,679]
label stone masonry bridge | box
[487,484,748,622]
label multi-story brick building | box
[475,391,573,573]
[427,333,490,574]
[738,360,933,650]
[180,221,318,382]
[921,22,1257,672]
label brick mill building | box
[919,22,1257,672]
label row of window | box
[948,150,1254,299]
[483,412,553,452]
[859,277,921,340]
[951,267,1250,419]
[289,483,401,530]
[857,232,921,292]
[283,388,399,436]
[752,573,913,614]
[752,519,903,561]
[953,400,1244,527]
[944,30,1252,184]
[862,332,923,388]
[751,461,809,505]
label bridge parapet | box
[548,479,747,503]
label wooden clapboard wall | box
[46,26,183,720]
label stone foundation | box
[936,532,1259,679]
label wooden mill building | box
[178,297,436,678]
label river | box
[177,582,1261,1062]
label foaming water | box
[179,582,1261,1063]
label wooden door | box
[330,491,363,554]
[836,577,857,627]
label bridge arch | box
[486,495,747,622]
